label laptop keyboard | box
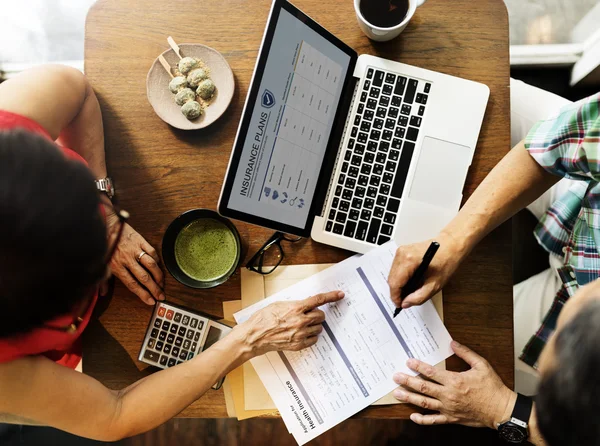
[325,68,431,245]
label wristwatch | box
[95,177,115,200]
[497,393,533,443]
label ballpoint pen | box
[393,241,440,318]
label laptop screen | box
[223,3,353,232]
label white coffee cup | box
[354,0,426,42]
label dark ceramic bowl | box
[162,209,241,289]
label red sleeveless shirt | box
[0,110,99,369]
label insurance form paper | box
[234,242,453,445]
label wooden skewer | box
[167,36,182,60]
[158,54,174,78]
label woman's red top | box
[0,110,99,369]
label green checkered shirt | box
[521,93,600,368]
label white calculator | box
[138,301,232,389]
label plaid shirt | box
[521,93,600,368]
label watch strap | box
[511,393,533,427]
[95,177,114,199]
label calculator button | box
[197,320,204,330]
[179,350,188,360]
[166,310,174,320]
[194,332,201,342]
[186,329,194,340]
[156,341,164,352]
[159,355,168,366]
[158,306,166,317]
[178,326,186,336]
[168,358,177,367]
[158,331,167,341]
[167,334,175,343]
[190,318,198,329]
[187,352,195,360]
[163,344,171,354]
[182,315,190,326]
[172,347,180,357]
[191,342,198,352]
[153,319,161,328]
[170,324,178,334]
[151,328,159,338]
[175,337,183,347]
[183,340,191,350]
[147,339,155,349]
[143,349,159,362]
[161,321,170,331]
[174,313,182,323]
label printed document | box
[234,242,453,445]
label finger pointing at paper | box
[237,290,345,356]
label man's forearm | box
[442,140,559,256]
[528,407,547,446]
[56,80,107,180]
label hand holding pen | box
[392,241,440,317]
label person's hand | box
[392,341,516,428]
[237,291,345,357]
[388,232,467,310]
[106,213,165,305]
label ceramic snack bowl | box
[147,44,234,130]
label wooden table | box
[84,0,512,419]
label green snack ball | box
[196,79,216,100]
[187,68,208,88]
[181,101,202,120]
[169,76,188,94]
[175,88,196,106]
[178,57,199,75]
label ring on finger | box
[138,251,147,262]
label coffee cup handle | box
[371,28,389,36]
[416,0,426,6]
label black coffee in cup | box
[359,0,409,28]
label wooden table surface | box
[84,0,512,419]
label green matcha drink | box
[174,218,238,282]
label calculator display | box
[204,326,224,350]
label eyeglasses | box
[43,194,130,334]
[246,232,303,275]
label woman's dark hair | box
[536,299,600,446]
[0,129,107,338]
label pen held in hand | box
[393,241,440,318]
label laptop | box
[218,0,489,253]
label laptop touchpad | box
[408,137,472,210]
